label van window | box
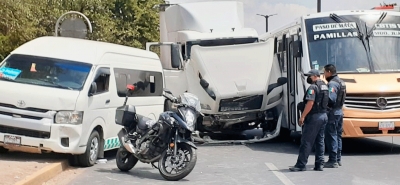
[113,68,163,97]
[0,54,92,90]
[92,67,110,94]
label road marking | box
[265,163,295,185]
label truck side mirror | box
[293,40,302,57]
[171,44,181,68]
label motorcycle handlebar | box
[163,94,178,103]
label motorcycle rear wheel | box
[158,143,197,181]
[116,146,138,172]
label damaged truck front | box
[146,1,287,143]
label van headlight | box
[55,111,83,124]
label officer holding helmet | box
[290,69,329,172]
[323,64,346,168]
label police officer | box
[290,69,329,172]
[323,64,346,168]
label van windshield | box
[0,54,92,90]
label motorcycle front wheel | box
[158,143,197,181]
[116,146,138,172]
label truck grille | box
[219,95,263,112]
[345,93,400,110]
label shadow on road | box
[0,150,68,163]
[341,137,400,156]
[245,136,400,156]
[93,167,190,182]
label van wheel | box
[78,130,100,167]
[68,155,80,167]
[0,146,8,153]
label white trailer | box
[147,1,287,143]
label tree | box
[112,0,164,48]
[0,0,164,58]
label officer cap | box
[304,69,320,77]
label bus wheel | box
[0,146,8,153]
[78,130,100,167]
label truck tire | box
[78,130,100,167]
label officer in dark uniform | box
[323,64,346,168]
[290,69,329,172]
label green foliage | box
[0,0,164,59]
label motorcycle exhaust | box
[117,128,138,154]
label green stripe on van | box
[104,137,120,150]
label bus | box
[260,9,400,139]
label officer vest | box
[305,80,329,114]
[330,77,346,109]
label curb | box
[14,160,69,185]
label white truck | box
[147,1,287,143]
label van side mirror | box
[171,44,181,68]
[293,40,302,57]
[88,82,97,96]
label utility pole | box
[317,0,321,13]
[256,13,277,33]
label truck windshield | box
[186,37,258,59]
[305,14,400,73]
[0,54,92,90]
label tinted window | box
[113,68,163,97]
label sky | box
[167,0,400,34]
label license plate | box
[379,121,395,130]
[4,135,21,145]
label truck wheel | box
[78,130,100,167]
[0,146,8,153]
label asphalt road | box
[68,136,400,185]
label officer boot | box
[313,163,323,171]
[324,161,339,168]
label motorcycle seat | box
[137,115,157,131]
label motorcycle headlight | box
[184,110,196,132]
[55,111,83,124]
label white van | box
[0,36,165,167]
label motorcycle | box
[115,81,201,181]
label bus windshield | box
[0,54,92,90]
[305,14,400,73]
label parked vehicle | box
[0,36,165,167]
[115,82,200,181]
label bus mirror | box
[293,40,302,57]
[277,77,288,86]
[170,44,181,68]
